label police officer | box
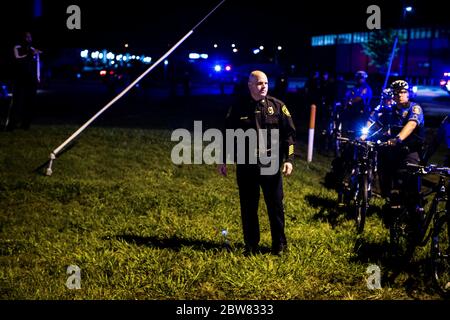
[331,71,372,205]
[342,70,373,135]
[358,88,396,198]
[360,88,395,141]
[384,80,425,224]
[218,70,296,256]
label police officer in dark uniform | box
[8,31,41,130]
[330,71,372,205]
[342,70,373,135]
[359,88,396,197]
[384,80,425,224]
[365,88,395,134]
[218,70,296,256]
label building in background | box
[310,27,450,84]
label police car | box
[440,72,450,95]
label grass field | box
[0,118,447,299]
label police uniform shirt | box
[224,95,296,165]
[391,102,425,149]
[345,83,373,110]
[392,102,424,127]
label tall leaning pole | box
[43,0,227,176]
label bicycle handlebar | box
[406,163,450,176]
[337,137,389,148]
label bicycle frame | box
[337,137,384,233]
[389,163,450,295]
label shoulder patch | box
[282,105,291,117]
[412,106,421,114]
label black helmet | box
[355,70,368,79]
[381,88,394,99]
[390,80,409,93]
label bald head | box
[248,70,269,101]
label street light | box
[402,5,413,23]
[399,4,414,76]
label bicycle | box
[337,137,387,234]
[389,163,450,296]
[323,101,343,157]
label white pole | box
[307,104,316,163]
[52,30,192,158]
[44,0,227,176]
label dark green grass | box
[0,125,445,299]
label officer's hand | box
[217,164,227,177]
[360,134,368,141]
[387,138,398,146]
[282,162,293,177]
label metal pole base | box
[45,153,56,176]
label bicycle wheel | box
[334,134,341,158]
[389,207,416,263]
[431,214,450,296]
[355,175,368,234]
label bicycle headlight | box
[361,127,369,135]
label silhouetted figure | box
[7,31,41,130]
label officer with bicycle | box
[359,88,396,198]
[361,88,395,141]
[341,70,373,135]
[383,80,425,226]
[330,71,372,205]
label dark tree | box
[362,29,405,73]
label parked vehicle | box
[440,72,450,95]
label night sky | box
[1,0,447,52]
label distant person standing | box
[7,31,41,130]
[342,70,373,135]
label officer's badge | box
[402,111,408,118]
[267,106,274,115]
[412,106,421,114]
[282,105,291,117]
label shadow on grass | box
[306,194,348,228]
[110,234,272,255]
[352,238,442,299]
[307,193,385,229]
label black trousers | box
[8,79,36,130]
[236,164,286,250]
[388,149,422,213]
